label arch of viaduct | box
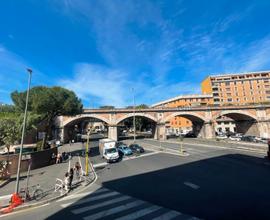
[55,105,270,142]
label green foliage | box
[0,104,16,113]
[36,140,43,151]
[11,86,83,116]
[11,86,83,147]
[136,104,149,109]
[0,117,20,147]
[0,112,43,147]
[99,106,115,109]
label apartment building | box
[201,70,270,106]
[152,94,213,134]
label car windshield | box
[106,148,117,154]
[123,147,129,150]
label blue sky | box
[1,0,270,107]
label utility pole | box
[15,68,32,194]
[132,88,136,143]
[85,128,90,176]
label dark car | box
[185,132,196,138]
[241,135,256,142]
[129,144,145,153]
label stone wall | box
[0,147,58,177]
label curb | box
[161,139,267,154]
[0,179,11,188]
[0,175,96,216]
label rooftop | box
[151,94,213,107]
[209,70,270,79]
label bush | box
[36,141,43,151]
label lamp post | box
[15,68,32,194]
[132,88,136,143]
[85,127,90,176]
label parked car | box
[166,133,177,139]
[216,134,227,140]
[259,137,269,144]
[129,144,145,153]
[229,135,241,141]
[241,135,256,142]
[117,144,133,156]
[185,132,196,138]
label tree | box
[11,86,83,147]
[99,106,115,109]
[136,104,149,109]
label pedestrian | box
[56,153,61,164]
[74,162,81,180]
[64,172,70,191]
[51,153,56,164]
[69,168,74,189]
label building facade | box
[201,70,270,106]
[152,94,213,134]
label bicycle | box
[19,184,44,201]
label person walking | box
[74,162,81,180]
[64,172,70,191]
[56,153,61,164]
[69,168,74,189]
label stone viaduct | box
[55,104,270,142]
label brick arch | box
[214,110,258,121]
[63,114,110,127]
[163,112,207,123]
[115,113,158,125]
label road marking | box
[61,191,120,208]
[115,205,161,220]
[184,182,200,190]
[58,188,109,202]
[83,200,145,220]
[93,162,107,168]
[72,195,131,214]
[152,210,182,220]
[122,151,159,161]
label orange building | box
[201,70,270,106]
[152,94,213,134]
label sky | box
[1,0,270,108]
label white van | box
[99,138,119,163]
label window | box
[225,82,230,86]
[227,93,231,96]
[227,98,232,102]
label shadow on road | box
[46,153,270,220]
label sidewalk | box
[0,143,95,212]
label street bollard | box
[179,135,184,155]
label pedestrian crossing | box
[58,186,200,220]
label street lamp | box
[132,88,136,143]
[85,127,90,176]
[15,68,32,194]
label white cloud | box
[59,64,132,107]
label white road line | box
[122,151,159,161]
[152,210,182,220]
[58,188,109,202]
[72,195,131,214]
[184,182,200,190]
[83,200,145,220]
[93,162,107,168]
[61,191,120,208]
[115,205,161,220]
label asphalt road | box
[1,139,270,220]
